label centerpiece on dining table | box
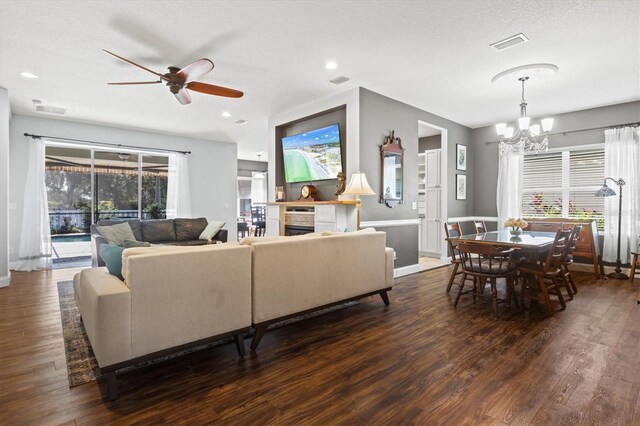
[504,218,528,236]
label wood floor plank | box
[0,267,638,425]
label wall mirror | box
[380,130,404,208]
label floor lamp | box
[595,177,628,279]
[343,172,375,230]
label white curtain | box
[16,138,52,271]
[166,153,192,218]
[496,151,523,229]
[250,171,267,204]
[603,127,640,263]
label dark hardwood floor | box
[0,266,638,425]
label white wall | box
[0,88,10,286]
[8,114,238,266]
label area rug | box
[57,280,357,387]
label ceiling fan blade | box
[186,81,244,98]
[177,59,214,83]
[103,49,166,79]
[174,88,192,105]
[108,81,162,85]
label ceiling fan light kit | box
[103,49,243,105]
[492,64,558,155]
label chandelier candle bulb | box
[541,118,554,132]
[518,117,530,130]
[496,123,507,136]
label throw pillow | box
[123,239,151,248]
[174,218,208,241]
[199,220,226,240]
[96,222,137,246]
[99,244,125,281]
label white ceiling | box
[1,0,638,160]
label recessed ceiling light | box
[20,71,39,79]
[325,61,338,70]
[222,111,232,118]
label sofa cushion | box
[141,219,176,243]
[174,218,208,241]
[99,244,125,280]
[123,239,151,248]
[199,220,226,240]
[97,219,143,241]
[97,222,137,246]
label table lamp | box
[595,177,628,279]
[343,172,375,230]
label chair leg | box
[560,272,573,300]
[379,290,390,306]
[538,277,554,317]
[250,323,269,352]
[490,278,498,319]
[234,332,245,357]
[454,273,467,308]
[510,276,521,310]
[564,264,578,294]
[446,263,459,293]
[553,277,567,309]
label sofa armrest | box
[212,229,228,243]
[76,268,132,368]
[91,232,109,267]
[385,247,395,287]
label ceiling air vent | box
[329,76,350,85]
[234,119,248,125]
[35,104,67,115]
[490,33,529,52]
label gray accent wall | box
[358,88,473,267]
[471,101,640,217]
[8,114,238,266]
[0,88,9,286]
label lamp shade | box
[343,172,375,196]
[595,180,616,197]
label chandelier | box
[495,74,554,155]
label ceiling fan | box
[103,49,243,105]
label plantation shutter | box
[569,149,605,229]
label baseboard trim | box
[394,264,420,278]
[0,272,10,288]
[361,219,420,228]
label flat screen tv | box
[281,123,343,183]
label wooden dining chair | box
[473,220,487,234]
[517,229,572,316]
[444,222,464,293]
[560,225,582,295]
[454,243,519,319]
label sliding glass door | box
[94,150,140,221]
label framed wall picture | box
[456,144,467,171]
[456,174,467,200]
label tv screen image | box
[281,124,343,183]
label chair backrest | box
[444,222,462,261]
[457,243,515,275]
[251,206,266,223]
[254,221,266,237]
[473,220,487,234]
[540,229,571,273]
[568,225,582,254]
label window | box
[521,145,605,230]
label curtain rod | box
[485,121,640,145]
[23,133,191,155]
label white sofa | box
[245,229,395,350]
[73,244,252,400]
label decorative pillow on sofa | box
[99,244,125,280]
[199,221,226,240]
[96,222,137,246]
[141,219,176,243]
[175,218,208,241]
[97,219,143,241]
[123,239,151,248]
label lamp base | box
[607,271,629,280]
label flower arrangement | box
[504,218,528,235]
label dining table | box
[447,229,558,253]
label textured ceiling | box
[1,0,638,160]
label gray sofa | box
[91,218,228,267]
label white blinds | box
[522,152,563,218]
[521,146,605,229]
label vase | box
[510,229,522,236]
